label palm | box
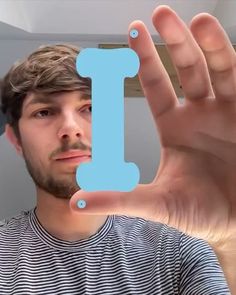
[152,99,236,242]
[157,154,227,235]
[102,94,236,245]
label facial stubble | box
[22,149,81,200]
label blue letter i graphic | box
[76,48,140,192]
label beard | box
[22,141,91,199]
[24,155,80,199]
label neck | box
[35,189,108,242]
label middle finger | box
[152,6,214,101]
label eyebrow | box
[24,93,91,110]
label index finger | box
[128,20,179,119]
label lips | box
[54,150,91,160]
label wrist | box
[210,236,236,294]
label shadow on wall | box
[0,109,6,136]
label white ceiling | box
[0,0,236,43]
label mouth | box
[56,155,91,164]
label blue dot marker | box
[77,199,86,209]
[130,29,139,39]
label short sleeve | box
[0,219,7,227]
[0,218,9,238]
[179,234,231,295]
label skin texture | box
[69,6,236,293]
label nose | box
[57,113,85,142]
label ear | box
[5,124,23,156]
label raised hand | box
[70,6,236,247]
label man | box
[0,5,235,294]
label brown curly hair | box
[0,43,91,138]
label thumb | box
[69,189,130,215]
[69,184,169,223]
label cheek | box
[21,138,39,161]
[85,122,92,143]
[20,121,52,153]
[20,132,49,165]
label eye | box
[34,109,54,118]
[82,105,92,114]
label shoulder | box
[116,216,230,293]
[0,209,32,239]
[115,215,226,262]
[115,215,189,240]
[114,215,188,250]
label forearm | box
[211,238,236,294]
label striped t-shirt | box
[0,208,230,294]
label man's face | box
[18,90,92,199]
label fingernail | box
[77,199,87,209]
[130,29,139,39]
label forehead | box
[23,90,91,110]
